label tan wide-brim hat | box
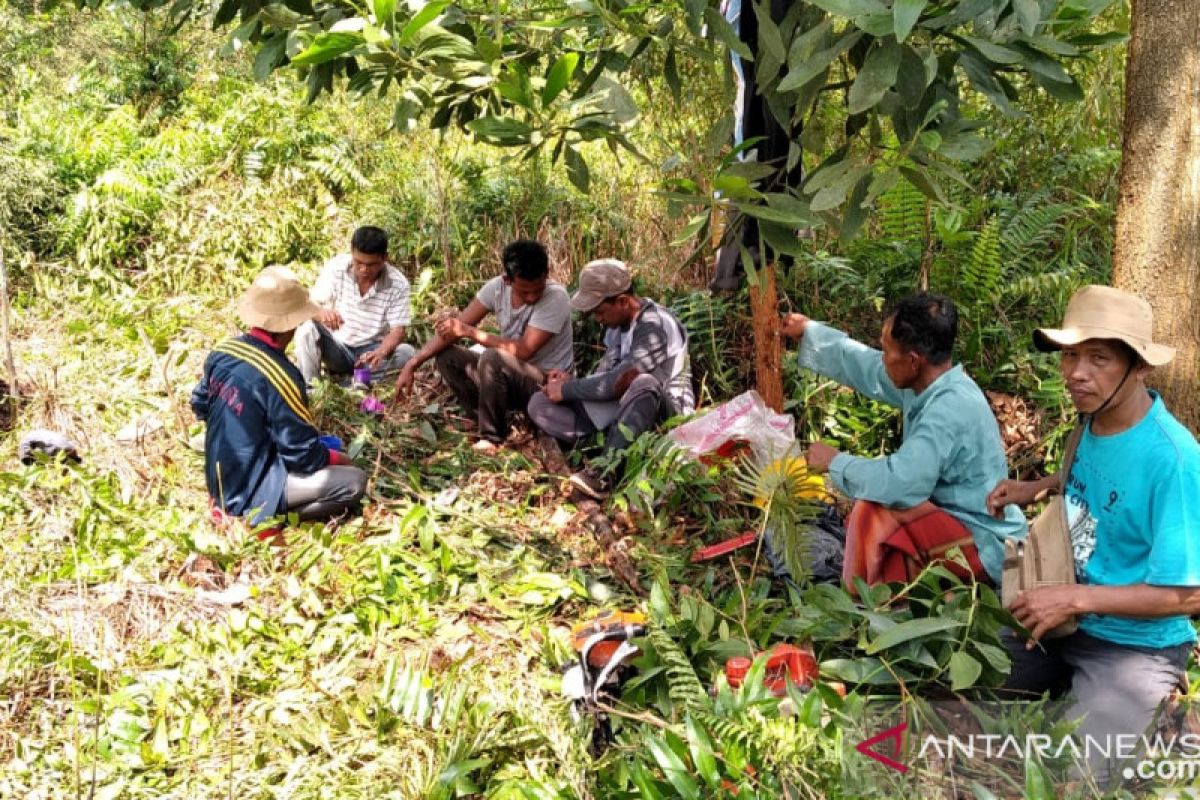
[570,258,631,312]
[1033,284,1175,366]
[237,265,321,333]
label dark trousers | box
[527,373,664,454]
[435,346,544,443]
[1000,628,1190,786]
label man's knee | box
[295,320,319,350]
[619,372,662,400]
[391,343,416,367]
[335,466,367,504]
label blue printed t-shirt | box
[1069,393,1200,649]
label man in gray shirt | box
[530,259,693,498]
[394,240,573,451]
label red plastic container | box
[724,644,818,695]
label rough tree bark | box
[1112,0,1200,433]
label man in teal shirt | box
[780,293,1025,587]
[986,285,1200,786]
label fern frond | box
[962,217,1003,305]
[647,626,709,716]
[878,180,927,242]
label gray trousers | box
[435,346,545,443]
[527,373,664,454]
[1001,628,1190,786]
[295,321,415,383]
[284,465,367,521]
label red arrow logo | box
[855,722,908,773]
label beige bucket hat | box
[237,265,321,333]
[570,259,631,312]
[1033,284,1175,366]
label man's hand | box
[986,479,1047,518]
[1010,585,1086,647]
[779,312,810,341]
[356,348,388,370]
[436,317,474,342]
[315,309,343,330]
[543,379,565,403]
[544,369,570,384]
[805,442,840,472]
[392,363,416,403]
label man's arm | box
[439,315,554,362]
[822,419,949,508]
[561,321,668,403]
[781,313,905,408]
[358,326,407,370]
[1011,584,1200,645]
[311,258,343,329]
[393,301,489,398]
[190,376,210,421]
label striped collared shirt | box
[311,254,411,348]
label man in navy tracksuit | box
[192,266,366,531]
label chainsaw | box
[561,609,647,754]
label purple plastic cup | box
[352,367,372,386]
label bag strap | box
[1056,416,1088,494]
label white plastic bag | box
[668,390,798,467]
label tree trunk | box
[749,264,784,413]
[1112,0,1200,434]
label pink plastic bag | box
[668,390,797,467]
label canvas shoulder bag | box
[1001,419,1087,639]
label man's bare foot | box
[472,439,500,454]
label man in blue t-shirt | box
[987,285,1200,786]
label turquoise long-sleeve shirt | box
[798,322,1027,582]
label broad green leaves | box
[200,0,1119,235]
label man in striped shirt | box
[295,226,415,385]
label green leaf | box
[936,132,992,161]
[392,95,422,132]
[958,53,1017,117]
[1032,72,1083,101]
[754,0,787,63]
[647,735,700,799]
[894,44,933,108]
[759,221,812,257]
[686,715,721,788]
[820,656,900,686]
[722,160,777,182]
[865,617,963,654]
[542,53,579,107]
[838,171,872,242]
[893,0,926,42]
[398,0,449,44]
[466,116,532,145]
[373,0,395,29]
[663,48,681,102]
[806,0,887,16]
[778,30,861,92]
[564,146,590,193]
[631,762,667,800]
[963,35,1023,64]
[705,7,753,61]
[1011,0,1040,37]
[291,32,362,66]
[848,38,902,114]
[253,34,288,81]
[1025,754,1054,800]
[947,651,982,690]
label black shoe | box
[569,469,609,500]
